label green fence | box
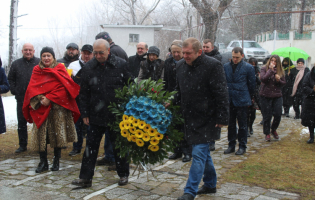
[294,31,312,40]
[277,33,289,40]
[268,33,274,40]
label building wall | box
[102,27,156,57]
[291,6,315,31]
[256,30,315,67]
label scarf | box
[23,63,80,128]
[291,64,306,96]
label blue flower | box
[165,109,172,119]
[164,120,171,127]
[144,105,151,113]
[126,102,133,110]
[148,108,158,118]
[130,95,138,103]
[134,111,141,119]
[150,100,157,108]
[151,121,159,129]
[129,109,137,116]
[135,102,145,111]
[143,98,152,106]
[146,117,153,124]
[140,112,149,121]
[124,109,131,116]
[154,115,162,122]
[158,126,167,134]
[138,96,147,104]
[157,104,165,114]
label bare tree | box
[189,0,233,42]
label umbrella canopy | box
[271,47,309,61]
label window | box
[129,34,139,43]
[231,42,240,47]
[304,12,311,25]
[244,42,262,48]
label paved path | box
[0,111,303,200]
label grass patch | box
[0,124,105,162]
[221,128,315,199]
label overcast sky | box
[0,0,95,63]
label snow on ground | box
[2,96,17,124]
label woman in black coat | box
[0,57,10,134]
[247,58,260,136]
[282,57,297,117]
[301,66,315,143]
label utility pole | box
[8,0,18,69]
[299,0,306,34]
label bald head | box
[22,43,35,60]
[93,39,110,63]
[136,42,148,56]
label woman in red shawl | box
[23,47,80,173]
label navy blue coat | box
[224,60,256,107]
[0,67,10,133]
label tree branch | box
[139,0,161,24]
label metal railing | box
[294,31,312,40]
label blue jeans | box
[184,143,217,197]
[104,130,115,162]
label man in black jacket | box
[202,39,222,152]
[166,38,229,200]
[57,43,80,67]
[164,40,192,163]
[8,43,40,153]
[128,42,148,77]
[72,39,133,188]
[202,39,222,62]
[95,32,128,62]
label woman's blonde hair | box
[265,55,285,78]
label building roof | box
[100,24,163,31]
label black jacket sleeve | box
[79,67,91,119]
[8,63,17,95]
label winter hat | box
[297,58,305,64]
[81,44,93,53]
[66,43,79,50]
[40,47,55,59]
[147,46,160,57]
[95,32,112,41]
[171,40,183,48]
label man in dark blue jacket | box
[223,47,256,155]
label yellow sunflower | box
[121,129,128,137]
[124,121,131,129]
[119,121,125,130]
[136,139,145,147]
[138,120,146,129]
[128,116,135,123]
[131,135,137,142]
[155,132,164,140]
[133,119,140,127]
[127,133,132,142]
[143,124,151,132]
[142,133,150,142]
[123,114,129,122]
[150,145,159,152]
[129,127,136,134]
[148,128,157,136]
[150,137,159,145]
[148,145,153,150]
[135,129,144,138]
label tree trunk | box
[202,14,219,42]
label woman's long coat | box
[0,67,10,134]
[301,67,315,127]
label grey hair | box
[93,39,110,49]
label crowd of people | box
[0,31,314,200]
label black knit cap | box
[40,47,55,59]
[95,32,111,41]
[147,46,160,57]
[297,58,305,64]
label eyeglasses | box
[93,51,105,55]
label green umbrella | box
[271,47,309,61]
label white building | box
[99,25,163,57]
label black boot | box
[51,148,61,171]
[307,128,314,144]
[35,151,48,173]
[249,126,254,135]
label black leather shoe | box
[69,149,81,156]
[259,120,263,125]
[118,176,128,186]
[35,160,48,173]
[182,154,191,162]
[247,132,251,137]
[177,193,194,200]
[168,153,182,160]
[285,113,290,118]
[15,147,27,153]
[71,179,92,187]
[197,185,216,194]
[209,143,215,151]
[307,138,314,144]
[96,157,115,166]
[235,148,246,155]
[224,146,235,154]
[249,127,254,135]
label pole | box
[242,17,244,48]
[8,0,18,69]
[273,30,276,52]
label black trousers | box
[79,124,129,180]
[293,95,303,117]
[173,124,192,155]
[17,100,28,148]
[248,105,256,129]
[260,96,282,135]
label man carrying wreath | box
[166,37,229,200]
